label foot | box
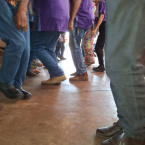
[101,131,145,145]
[41,75,66,85]
[37,62,43,67]
[33,69,40,74]
[70,72,77,76]
[69,72,88,81]
[93,65,105,72]
[17,87,32,100]
[96,122,123,138]
[0,82,24,99]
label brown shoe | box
[96,122,123,138]
[69,72,88,81]
[101,131,145,145]
[41,75,66,85]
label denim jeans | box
[31,31,64,78]
[0,0,30,88]
[69,27,87,75]
[27,22,38,71]
[106,0,145,140]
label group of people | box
[0,0,145,145]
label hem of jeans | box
[14,84,21,89]
[124,129,145,140]
[118,120,145,140]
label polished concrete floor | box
[0,48,118,145]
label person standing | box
[55,33,66,61]
[92,0,106,72]
[0,0,31,99]
[82,1,96,66]
[69,0,94,81]
[96,0,145,145]
[32,0,83,85]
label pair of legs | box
[27,22,43,77]
[97,0,145,144]
[31,31,66,85]
[55,40,65,60]
[93,21,106,72]
[69,27,89,81]
[83,28,95,65]
[0,0,31,99]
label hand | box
[68,20,74,31]
[14,10,28,33]
[91,29,97,36]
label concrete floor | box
[0,49,118,145]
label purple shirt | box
[74,0,94,29]
[34,0,69,32]
[99,0,106,22]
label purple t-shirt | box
[99,0,106,22]
[34,0,69,32]
[74,0,94,29]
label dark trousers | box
[95,21,106,65]
[55,40,65,58]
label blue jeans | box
[0,0,30,88]
[69,27,87,74]
[106,0,145,140]
[27,22,38,71]
[31,31,64,78]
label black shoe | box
[93,65,105,72]
[96,122,123,138]
[101,131,124,145]
[18,87,32,100]
[0,82,24,99]
[101,131,145,145]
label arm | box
[68,0,81,31]
[91,13,104,35]
[14,0,30,33]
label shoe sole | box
[93,69,105,72]
[69,78,88,81]
[41,82,61,85]
[94,71,105,72]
